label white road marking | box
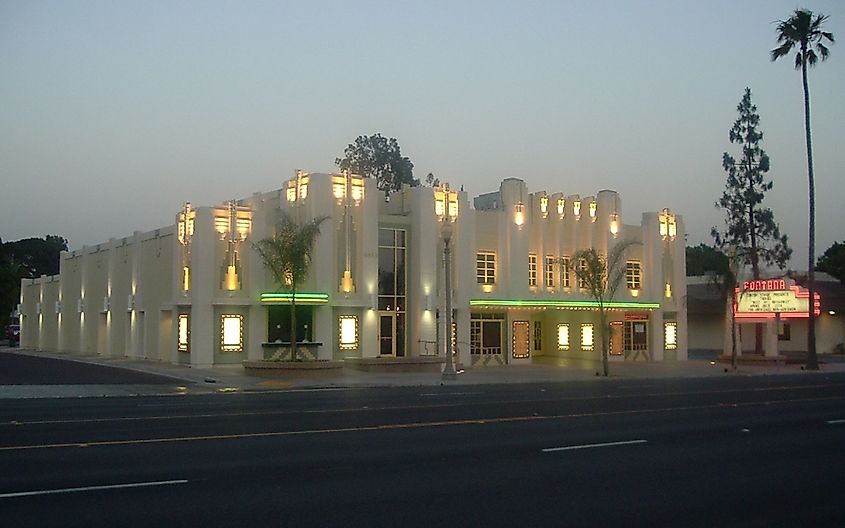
[418,392,484,397]
[0,479,188,499]
[542,439,647,453]
[826,419,845,425]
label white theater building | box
[18,172,687,369]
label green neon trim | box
[260,292,329,304]
[469,299,660,310]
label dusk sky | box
[1,0,843,270]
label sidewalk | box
[3,347,844,400]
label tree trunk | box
[802,56,818,370]
[600,309,609,377]
[290,290,298,362]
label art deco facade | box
[18,172,687,367]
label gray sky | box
[1,0,843,269]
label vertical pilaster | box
[190,208,216,367]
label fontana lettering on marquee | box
[734,280,820,319]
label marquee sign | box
[734,280,820,319]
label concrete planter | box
[242,359,344,377]
[343,356,445,373]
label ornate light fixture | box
[334,170,365,293]
[216,200,251,291]
[539,194,549,218]
[557,197,566,218]
[573,199,581,219]
[659,208,677,240]
[177,202,195,292]
[514,201,525,227]
[610,212,620,237]
[589,200,597,221]
[287,169,309,203]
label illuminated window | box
[528,254,538,287]
[545,255,555,288]
[512,321,530,359]
[178,314,190,352]
[581,324,594,351]
[339,315,358,350]
[476,252,496,285]
[560,256,571,288]
[626,261,642,290]
[182,266,190,291]
[664,322,677,350]
[557,324,570,350]
[221,314,244,352]
[533,321,542,352]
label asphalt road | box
[2,374,844,527]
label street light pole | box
[442,219,456,380]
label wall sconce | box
[103,296,110,312]
[425,294,433,311]
[589,200,597,221]
[539,194,548,218]
[127,294,135,312]
[610,213,620,237]
[630,288,639,298]
[514,202,525,227]
[659,208,677,240]
[35,302,42,315]
[370,293,377,311]
[664,282,672,298]
[557,198,565,218]
[573,200,581,219]
[77,299,84,313]
[55,301,62,314]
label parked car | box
[5,324,19,346]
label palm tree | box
[570,240,638,376]
[254,211,328,361]
[771,9,834,370]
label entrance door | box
[624,320,649,360]
[379,312,396,356]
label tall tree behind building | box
[712,88,791,354]
[0,235,68,320]
[336,134,418,192]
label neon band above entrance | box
[470,299,660,310]
[260,292,329,304]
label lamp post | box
[435,184,459,380]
